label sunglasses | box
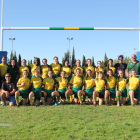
[118,59,123,60]
[5,76,10,77]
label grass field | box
[0,104,140,140]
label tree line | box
[7,48,131,67]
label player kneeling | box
[116,69,127,106]
[83,70,95,105]
[69,69,85,105]
[128,70,140,106]
[93,72,107,106]
[51,71,73,106]
[15,70,30,107]
[1,73,16,106]
[29,70,47,107]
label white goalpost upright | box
[1,0,140,51]
[1,0,3,51]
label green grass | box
[0,104,140,140]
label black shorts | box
[35,96,40,101]
[99,93,104,99]
[58,92,66,99]
[74,94,78,98]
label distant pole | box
[0,0,4,51]
[67,38,73,64]
[133,48,137,54]
[9,38,16,56]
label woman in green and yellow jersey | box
[19,59,30,79]
[83,69,95,105]
[105,69,117,105]
[61,60,72,82]
[105,59,116,75]
[84,59,95,77]
[41,58,52,79]
[0,56,8,83]
[51,71,69,106]
[72,60,84,78]
[93,72,107,106]
[42,71,56,105]
[15,70,30,107]
[128,70,140,106]
[95,61,105,78]
[7,59,19,85]
[29,70,47,106]
[51,56,62,79]
[69,68,85,105]
[29,58,41,78]
[116,69,128,106]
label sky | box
[0,0,140,65]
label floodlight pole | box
[0,0,4,51]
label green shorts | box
[118,88,127,97]
[44,89,53,98]
[58,88,67,93]
[53,74,60,79]
[72,87,82,97]
[18,89,29,99]
[84,87,94,98]
[128,88,139,99]
[107,88,116,98]
[97,89,105,95]
[32,88,42,98]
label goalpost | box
[1,0,140,51]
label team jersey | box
[69,76,83,88]
[30,76,42,88]
[128,77,140,90]
[95,67,105,78]
[95,79,107,91]
[105,75,117,89]
[61,66,72,77]
[41,65,51,79]
[7,66,18,82]
[0,63,8,77]
[55,77,68,90]
[51,63,62,75]
[105,66,116,75]
[117,77,127,91]
[29,64,40,76]
[43,77,55,90]
[84,66,95,76]
[72,67,83,77]
[17,77,30,90]
[83,76,95,89]
[19,66,30,78]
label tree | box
[82,55,86,67]
[103,53,108,67]
[28,60,30,65]
[124,56,131,64]
[72,47,76,67]
[30,59,32,64]
[18,54,21,67]
[10,51,13,61]
[101,60,105,67]
[7,57,10,65]
[13,51,17,61]
[62,57,65,66]
[92,56,95,67]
